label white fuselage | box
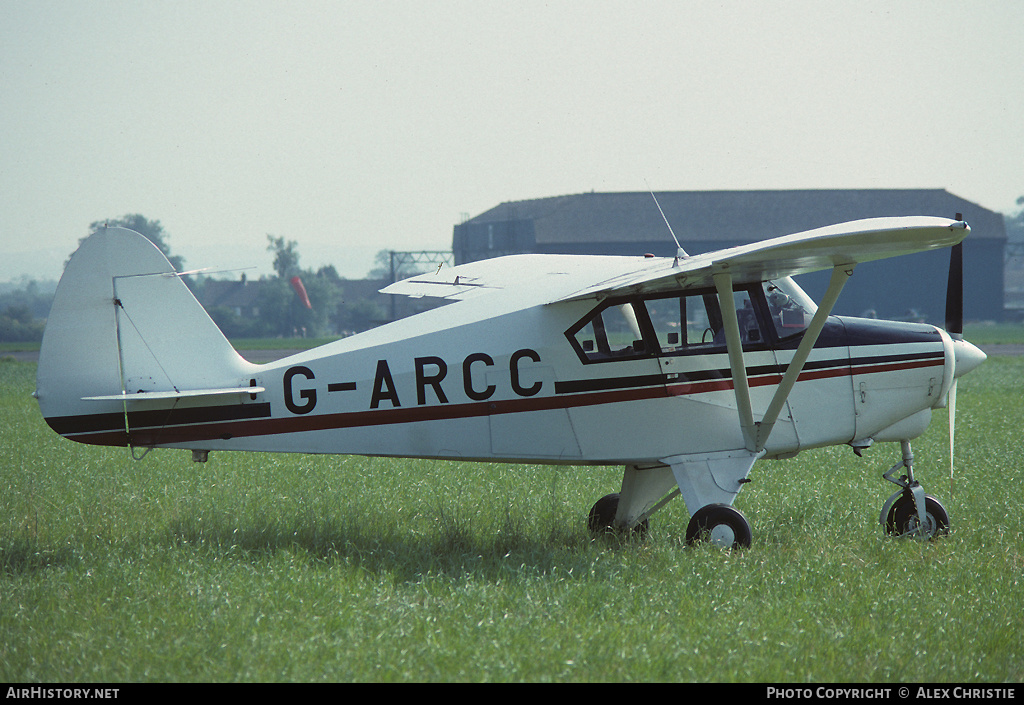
[76,296,951,467]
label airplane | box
[34,214,987,548]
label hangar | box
[452,189,1006,322]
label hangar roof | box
[466,189,1006,247]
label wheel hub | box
[708,524,737,548]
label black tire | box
[888,493,950,539]
[685,503,752,549]
[587,493,648,536]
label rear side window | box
[568,301,649,362]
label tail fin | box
[36,226,260,446]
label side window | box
[733,290,764,344]
[644,293,720,351]
[567,287,771,363]
[645,290,764,352]
[569,302,648,362]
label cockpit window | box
[566,281,811,364]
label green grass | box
[1,357,1022,682]
[963,322,1024,345]
[0,341,40,353]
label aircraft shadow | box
[161,508,634,583]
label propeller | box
[944,217,964,493]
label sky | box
[2,0,1022,283]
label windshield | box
[763,277,817,339]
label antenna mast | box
[647,185,688,262]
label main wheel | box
[887,492,950,539]
[587,493,648,536]
[685,503,752,549]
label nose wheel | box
[884,491,950,538]
[879,441,951,540]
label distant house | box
[200,276,263,319]
[195,274,439,334]
[453,189,1007,322]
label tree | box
[0,279,56,343]
[1007,196,1024,242]
[254,236,345,337]
[332,296,386,334]
[0,302,46,342]
[83,214,185,271]
[267,235,300,279]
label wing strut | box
[754,265,853,451]
[714,264,854,454]
[713,271,756,451]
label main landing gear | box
[684,504,752,549]
[587,493,753,549]
[879,441,950,539]
[587,493,648,536]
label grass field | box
[1,357,1022,682]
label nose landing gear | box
[879,440,950,539]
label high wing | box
[558,215,968,301]
[382,216,969,303]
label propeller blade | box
[948,378,957,494]
[945,241,963,338]
[945,224,964,493]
